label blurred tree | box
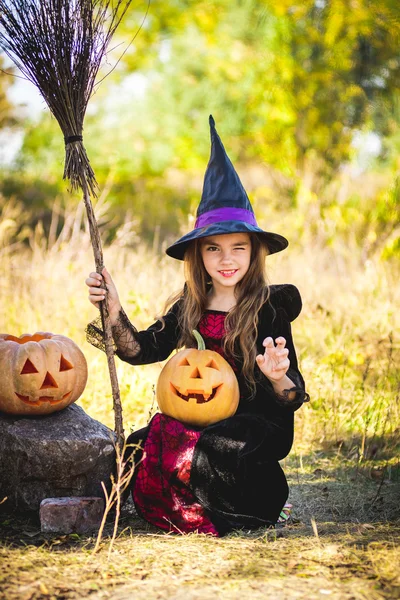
[0,55,17,130]
[114,0,400,190]
[3,0,400,248]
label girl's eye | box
[206,246,219,252]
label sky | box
[0,62,45,166]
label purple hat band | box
[195,207,257,229]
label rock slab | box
[40,496,105,534]
[0,404,116,511]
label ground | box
[1,449,399,600]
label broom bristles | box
[0,0,136,194]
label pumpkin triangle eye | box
[190,367,202,379]
[179,357,190,366]
[21,358,39,374]
[60,355,73,371]
[206,359,219,370]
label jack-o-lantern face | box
[156,331,239,427]
[0,332,88,415]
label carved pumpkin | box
[0,332,88,415]
[156,331,239,427]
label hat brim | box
[165,221,289,261]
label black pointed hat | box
[166,115,288,260]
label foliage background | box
[0,0,399,458]
[1,0,400,254]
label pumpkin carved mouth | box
[15,391,72,406]
[170,383,223,404]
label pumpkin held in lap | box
[0,332,88,415]
[156,330,239,427]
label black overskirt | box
[126,413,290,535]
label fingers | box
[101,267,114,286]
[88,285,106,307]
[262,337,274,349]
[85,272,101,287]
[86,270,107,307]
[260,336,290,374]
[262,336,286,348]
[262,337,288,359]
[275,336,286,349]
[271,357,290,374]
[85,268,113,284]
[274,338,288,370]
[276,347,289,360]
[256,353,265,365]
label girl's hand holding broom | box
[86,269,142,359]
[86,268,120,320]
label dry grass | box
[0,203,399,599]
[1,481,399,600]
[2,528,396,600]
[1,207,398,445]
[2,532,399,600]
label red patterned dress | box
[132,311,229,535]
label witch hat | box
[166,115,288,260]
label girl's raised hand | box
[85,267,121,318]
[256,337,290,382]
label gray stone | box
[0,404,116,511]
[40,496,105,534]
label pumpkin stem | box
[192,330,206,351]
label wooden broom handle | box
[82,178,125,448]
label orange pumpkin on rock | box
[156,331,239,427]
[0,332,88,415]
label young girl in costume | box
[86,116,309,536]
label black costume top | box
[118,284,306,418]
[88,284,308,534]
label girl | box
[86,116,309,536]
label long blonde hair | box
[162,233,270,395]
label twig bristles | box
[0,0,136,193]
[93,438,143,557]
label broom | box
[0,0,140,447]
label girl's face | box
[200,233,252,291]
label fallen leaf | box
[39,582,50,595]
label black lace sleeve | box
[274,368,310,408]
[86,300,182,366]
[86,314,116,353]
[85,308,140,357]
